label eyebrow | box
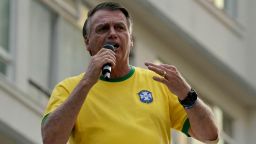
[95,21,127,27]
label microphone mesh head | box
[104,42,115,51]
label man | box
[41,2,219,144]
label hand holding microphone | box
[102,42,116,80]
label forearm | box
[144,63,219,142]
[42,79,93,144]
[186,99,219,142]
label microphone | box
[102,43,115,80]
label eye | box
[115,24,126,32]
[95,24,109,34]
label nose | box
[108,26,117,39]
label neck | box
[110,64,131,79]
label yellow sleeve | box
[45,83,70,115]
[41,73,83,125]
[41,80,71,124]
[168,90,190,136]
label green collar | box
[100,66,135,82]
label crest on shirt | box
[138,90,153,104]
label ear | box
[84,37,92,56]
[84,37,90,50]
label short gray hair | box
[82,2,133,38]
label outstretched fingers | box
[145,62,168,77]
[145,62,170,85]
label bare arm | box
[41,48,116,144]
[145,62,219,143]
[186,99,219,143]
[41,78,93,144]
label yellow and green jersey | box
[43,66,190,144]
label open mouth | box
[113,43,120,49]
[104,42,120,51]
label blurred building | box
[0,0,255,144]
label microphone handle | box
[101,43,115,80]
[102,64,111,80]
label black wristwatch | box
[179,89,198,109]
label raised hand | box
[83,48,116,85]
[145,62,191,100]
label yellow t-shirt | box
[43,66,190,144]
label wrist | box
[81,74,97,88]
[179,88,198,109]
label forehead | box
[90,9,128,26]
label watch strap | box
[179,89,198,109]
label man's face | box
[85,9,133,64]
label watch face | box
[180,89,198,108]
